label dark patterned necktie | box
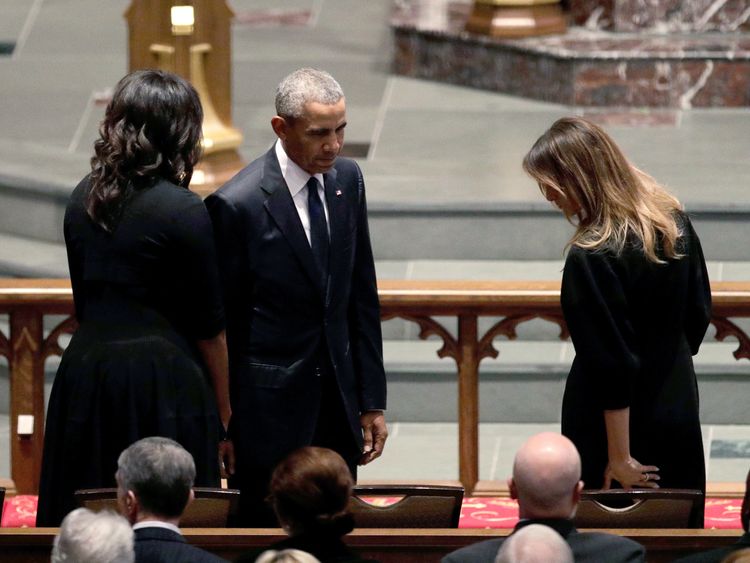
[306,176,329,286]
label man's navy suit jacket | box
[205,148,386,474]
[134,527,226,563]
[441,518,645,563]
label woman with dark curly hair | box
[36,69,233,526]
[238,447,376,563]
[524,117,711,525]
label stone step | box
[0,339,748,425]
[4,179,750,263]
[0,232,68,277]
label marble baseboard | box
[393,14,750,107]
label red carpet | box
[458,497,742,530]
[1,496,742,529]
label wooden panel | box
[0,528,740,563]
[2,278,750,494]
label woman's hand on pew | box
[603,457,660,489]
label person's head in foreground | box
[271,68,346,175]
[255,548,322,563]
[51,507,134,563]
[523,116,683,264]
[116,436,196,525]
[88,69,204,231]
[495,523,574,563]
[509,432,583,520]
[268,446,354,536]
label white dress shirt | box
[275,139,330,245]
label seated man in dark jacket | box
[675,467,750,562]
[116,437,227,563]
[443,432,645,563]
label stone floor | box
[1,414,748,486]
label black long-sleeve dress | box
[560,212,711,499]
[36,176,226,526]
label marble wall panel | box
[569,0,615,29]
[393,30,574,104]
[573,59,750,107]
[392,16,750,107]
[570,0,750,31]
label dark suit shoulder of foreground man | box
[442,433,645,563]
[117,437,227,563]
[134,526,224,563]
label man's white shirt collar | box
[133,520,181,535]
[275,139,325,196]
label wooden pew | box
[0,528,740,563]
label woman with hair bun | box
[238,447,376,563]
[37,69,233,526]
[524,117,711,523]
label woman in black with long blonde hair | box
[37,70,233,526]
[524,117,711,524]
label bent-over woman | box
[523,117,711,524]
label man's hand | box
[359,411,388,465]
[219,439,236,478]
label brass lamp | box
[170,5,194,35]
[466,0,567,37]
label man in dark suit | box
[206,68,388,526]
[442,433,645,563]
[116,437,226,563]
[675,467,750,562]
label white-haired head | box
[255,548,322,563]
[51,508,134,563]
[495,524,574,563]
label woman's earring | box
[176,171,186,183]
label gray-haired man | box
[116,437,226,562]
[52,508,134,563]
[206,68,387,526]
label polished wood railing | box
[0,527,741,562]
[3,279,750,495]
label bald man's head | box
[510,433,583,519]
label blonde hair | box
[523,117,683,263]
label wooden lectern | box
[466,0,567,38]
[124,1,244,196]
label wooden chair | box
[348,484,464,528]
[74,487,240,527]
[575,489,704,529]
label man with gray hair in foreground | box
[496,523,573,563]
[116,437,226,562]
[207,67,387,526]
[52,507,134,563]
[442,432,645,563]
